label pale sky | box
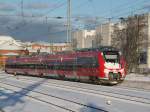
[0,0,149,42]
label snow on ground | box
[120,73,150,90]
[0,72,150,112]
[125,73,150,82]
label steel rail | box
[0,81,109,112]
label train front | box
[100,50,126,84]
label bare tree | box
[112,15,146,73]
[111,24,126,52]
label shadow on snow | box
[0,78,47,112]
[79,103,109,112]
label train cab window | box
[103,51,119,63]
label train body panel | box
[5,46,126,84]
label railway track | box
[115,84,150,92]
[0,80,109,112]
[1,72,150,92]
[1,73,150,112]
[0,85,74,112]
[117,80,150,90]
[11,73,150,91]
[0,73,150,95]
[1,75,150,106]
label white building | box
[72,30,96,48]
[24,42,70,54]
[0,36,24,50]
[139,13,150,71]
[95,23,114,46]
[0,35,25,55]
[0,36,27,67]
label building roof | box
[3,52,19,56]
[24,41,69,46]
[0,35,25,50]
[0,35,14,41]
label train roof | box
[6,46,118,63]
[75,46,118,52]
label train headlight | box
[119,51,122,55]
[119,69,125,77]
[104,69,109,78]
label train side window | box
[29,64,35,69]
[76,57,99,68]
[47,65,54,70]
[36,64,43,69]
[47,60,57,70]
[54,61,61,70]
[62,60,74,71]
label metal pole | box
[21,0,24,23]
[67,0,71,43]
[21,0,23,16]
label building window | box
[139,52,147,64]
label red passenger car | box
[5,46,126,84]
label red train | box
[5,46,126,84]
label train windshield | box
[103,51,119,63]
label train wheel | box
[13,72,19,79]
[14,72,17,76]
[5,70,7,73]
[39,73,44,77]
[89,76,101,85]
[59,75,65,80]
[95,80,102,85]
[24,72,28,75]
[89,76,97,82]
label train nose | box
[109,72,121,80]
